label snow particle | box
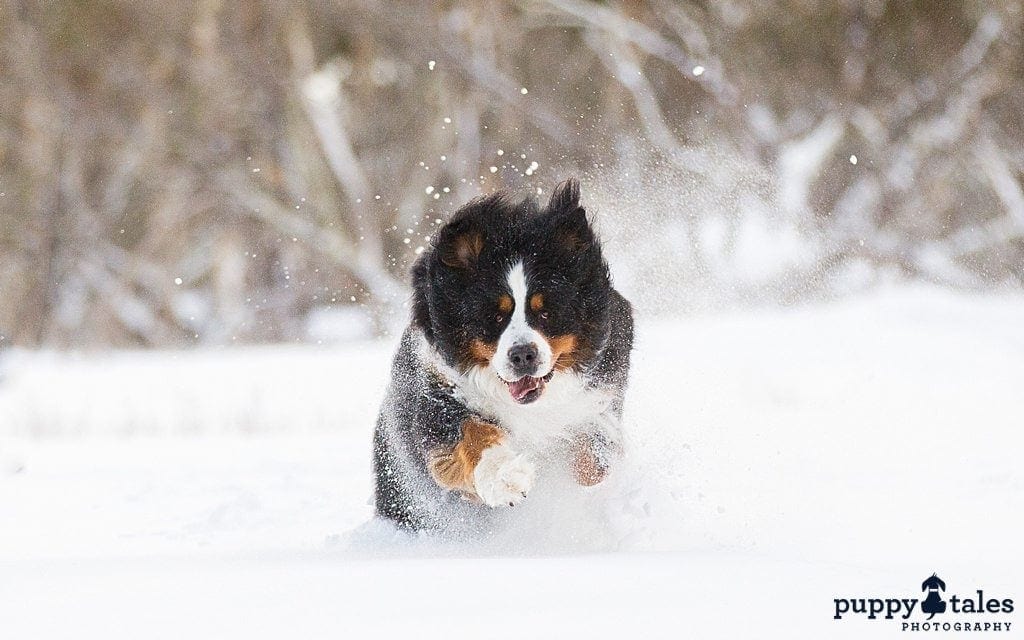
[520,87,528,95]
[497,149,504,156]
[425,186,435,194]
[692,65,705,77]
[850,154,858,165]
[443,117,452,124]
[489,166,498,173]
[174,277,183,285]
[428,60,436,71]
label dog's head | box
[413,178,611,404]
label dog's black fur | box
[373,178,633,531]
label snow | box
[1,286,1022,638]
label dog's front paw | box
[473,444,535,507]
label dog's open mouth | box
[503,371,555,404]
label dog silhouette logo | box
[921,574,947,619]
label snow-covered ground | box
[1,286,1022,638]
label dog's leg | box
[428,419,534,507]
[571,431,620,486]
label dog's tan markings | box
[498,294,513,314]
[441,231,484,269]
[571,434,607,486]
[543,333,578,371]
[428,419,505,497]
[529,293,544,312]
[467,339,496,367]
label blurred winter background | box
[1,2,1022,638]
[2,0,1023,350]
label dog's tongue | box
[507,376,540,402]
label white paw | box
[473,444,535,507]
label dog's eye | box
[538,311,550,321]
[495,314,505,324]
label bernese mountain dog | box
[373,178,633,532]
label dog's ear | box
[548,177,581,214]
[437,218,484,270]
[547,177,593,251]
[410,253,434,340]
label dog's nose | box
[508,343,539,374]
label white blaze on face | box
[494,260,552,382]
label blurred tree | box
[0,0,1020,346]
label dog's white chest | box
[455,366,615,449]
[420,335,618,450]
